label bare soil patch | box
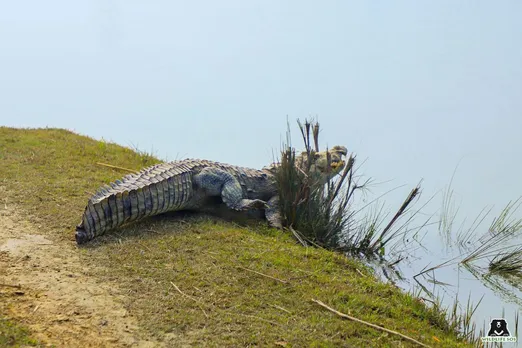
[0,206,160,348]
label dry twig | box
[170,282,200,303]
[237,266,288,284]
[311,299,431,348]
[289,226,308,247]
[269,304,292,315]
[170,282,209,318]
[96,162,137,173]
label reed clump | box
[275,119,421,258]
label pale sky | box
[1,1,521,223]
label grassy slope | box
[0,127,472,347]
[0,318,39,347]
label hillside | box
[0,127,471,347]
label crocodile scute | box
[75,146,348,245]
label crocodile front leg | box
[194,167,267,211]
[265,196,283,229]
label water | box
[1,1,521,344]
[360,190,522,342]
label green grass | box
[0,126,473,347]
[0,318,40,347]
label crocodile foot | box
[266,212,283,229]
[239,199,268,211]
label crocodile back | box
[75,159,276,244]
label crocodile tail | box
[76,188,150,244]
[75,166,195,244]
[75,224,89,244]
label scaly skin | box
[75,146,347,244]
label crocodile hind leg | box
[193,167,267,211]
[265,196,283,229]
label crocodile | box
[75,146,348,244]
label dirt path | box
[0,206,161,348]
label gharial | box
[75,146,348,244]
